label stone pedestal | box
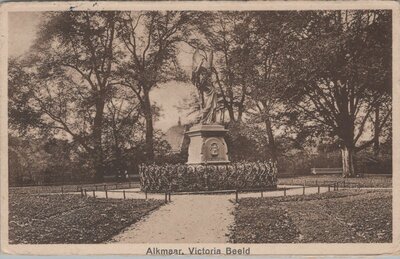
[186,124,230,165]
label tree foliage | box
[284,10,392,176]
[8,10,392,183]
[116,11,192,160]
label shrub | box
[139,161,278,192]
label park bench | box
[311,167,343,175]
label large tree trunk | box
[341,145,355,177]
[373,102,380,156]
[264,117,277,161]
[93,100,105,182]
[143,89,155,161]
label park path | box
[110,194,235,243]
[103,185,331,243]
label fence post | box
[261,190,263,198]
[318,185,320,194]
[165,192,168,203]
[284,188,287,197]
[145,190,148,200]
[95,185,98,191]
[303,186,305,195]
[235,190,239,203]
[105,190,108,199]
[328,185,331,192]
[93,190,95,198]
[168,192,171,202]
[84,189,87,197]
[80,189,84,198]
[123,190,126,200]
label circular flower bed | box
[139,161,278,192]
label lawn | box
[9,193,164,244]
[230,189,392,243]
[278,175,392,188]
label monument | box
[140,48,277,192]
[186,49,230,165]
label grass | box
[278,175,392,188]
[9,192,164,244]
[230,189,392,243]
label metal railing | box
[77,180,348,204]
[79,188,172,203]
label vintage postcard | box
[0,0,399,256]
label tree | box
[183,12,318,162]
[13,11,120,181]
[102,86,143,175]
[192,12,252,123]
[8,136,50,185]
[285,10,392,177]
[8,59,42,135]
[243,12,305,161]
[8,135,78,185]
[116,11,191,161]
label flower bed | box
[139,161,278,192]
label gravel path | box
[110,195,235,243]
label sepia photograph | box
[0,1,398,255]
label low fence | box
[10,181,140,194]
[303,179,359,188]
[77,180,347,204]
[79,188,172,203]
[233,182,343,203]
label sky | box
[8,12,196,132]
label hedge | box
[139,161,278,192]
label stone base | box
[186,124,230,165]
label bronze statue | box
[191,49,217,124]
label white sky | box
[8,12,196,132]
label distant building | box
[164,118,190,153]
